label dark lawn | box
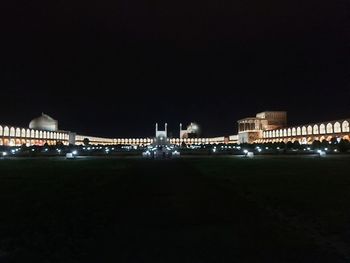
[0,156,350,262]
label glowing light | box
[2,152,7,156]
[72,150,78,155]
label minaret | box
[155,123,158,135]
[165,123,168,137]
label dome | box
[187,122,199,133]
[29,113,58,131]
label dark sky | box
[0,0,349,137]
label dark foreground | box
[1,156,350,263]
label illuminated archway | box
[297,127,301,136]
[326,123,333,134]
[21,128,26,137]
[0,125,2,136]
[302,126,307,135]
[319,124,326,134]
[334,122,341,133]
[287,128,291,136]
[4,126,9,136]
[313,125,319,134]
[292,128,296,136]
[307,125,313,135]
[10,127,15,137]
[342,121,349,133]
[15,128,20,137]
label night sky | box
[1,0,349,137]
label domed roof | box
[29,113,58,131]
[187,122,199,133]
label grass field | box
[0,155,350,262]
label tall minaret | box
[179,123,183,138]
[165,123,168,137]
[155,123,158,135]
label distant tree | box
[279,141,286,149]
[338,139,350,152]
[83,138,90,146]
[321,140,329,148]
[293,141,301,150]
[286,141,293,149]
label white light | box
[277,147,280,150]
[334,149,338,152]
[265,147,269,150]
[72,150,78,155]
[258,149,262,152]
[243,150,248,154]
[2,152,7,156]
[324,148,328,151]
[11,150,16,154]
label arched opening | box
[342,121,350,133]
[26,129,30,138]
[3,138,9,146]
[334,122,341,133]
[276,130,280,137]
[0,125,2,136]
[272,130,276,137]
[302,126,307,135]
[297,127,301,136]
[287,128,291,136]
[307,125,313,135]
[319,124,326,134]
[31,130,35,138]
[320,136,326,142]
[0,139,3,145]
[10,127,15,137]
[9,139,15,146]
[21,128,26,137]
[313,125,319,134]
[16,128,21,137]
[4,127,9,136]
[292,128,296,136]
[326,123,333,134]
